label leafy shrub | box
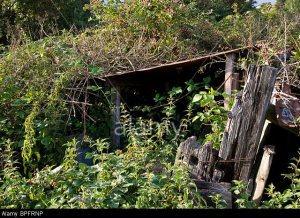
[191,88,230,149]
[216,2,300,53]
[0,114,206,208]
[1,0,300,210]
[0,33,111,173]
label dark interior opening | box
[189,155,199,166]
[119,60,226,119]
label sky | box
[255,0,276,5]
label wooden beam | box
[219,65,278,182]
[224,53,237,109]
[252,145,275,204]
[111,86,121,147]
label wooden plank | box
[111,87,121,147]
[212,168,225,183]
[219,65,278,182]
[218,91,243,160]
[232,72,240,90]
[252,145,275,204]
[251,120,272,168]
[224,53,236,95]
[235,66,278,181]
[250,120,272,174]
[258,121,272,147]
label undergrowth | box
[0,0,300,209]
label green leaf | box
[122,183,134,187]
[192,115,200,122]
[234,189,240,195]
[41,137,51,146]
[203,76,211,85]
[90,66,104,76]
[85,152,93,159]
[11,99,27,107]
[151,175,160,187]
[213,109,221,114]
[87,85,101,91]
[154,93,165,102]
[192,94,202,103]
[79,163,87,171]
[170,87,182,96]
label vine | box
[22,101,40,171]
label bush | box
[0,32,111,173]
[0,115,206,208]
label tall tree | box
[0,0,90,45]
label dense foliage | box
[0,123,206,208]
[0,0,300,209]
[0,0,90,44]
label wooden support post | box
[224,53,238,109]
[252,145,275,204]
[232,72,239,90]
[219,65,278,182]
[112,86,121,147]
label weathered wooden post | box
[224,53,239,109]
[175,136,232,208]
[219,65,278,182]
[175,136,215,180]
[252,145,275,204]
